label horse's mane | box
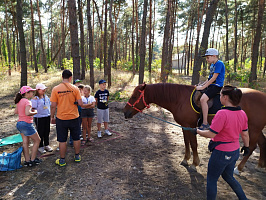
[147,83,195,103]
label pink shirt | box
[210,107,248,152]
[17,98,34,123]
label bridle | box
[127,89,150,113]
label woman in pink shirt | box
[191,86,249,200]
[15,86,41,167]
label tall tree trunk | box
[240,8,244,69]
[249,0,265,85]
[148,0,153,76]
[78,0,86,80]
[36,0,47,72]
[107,0,114,87]
[5,0,11,76]
[103,0,108,79]
[132,0,135,74]
[161,0,172,82]
[17,0,27,86]
[30,0,38,73]
[193,0,207,70]
[59,0,66,69]
[135,0,139,71]
[192,0,219,85]
[68,0,80,80]
[87,0,95,89]
[225,0,229,62]
[263,40,266,77]
[139,0,148,84]
[233,0,238,72]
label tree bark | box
[78,0,86,80]
[87,0,95,89]
[249,0,265,85]
[30,0,38,73]
[36,0,47,72]
[139,0,148,84]
[148,0,153,76]
[107,0,114,87]
[5,0,11,76]
[17,0,27,86]
[161,0,172,82]
[192,0,219,85]
[233,0,238,72]
[103,0,108,79]
[225,0,229,63]
[68,0,80,80]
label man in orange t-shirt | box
[50,70,83,166]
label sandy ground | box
[0,96,266,199]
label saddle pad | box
[190,89,223,115]
[0,134,23,147]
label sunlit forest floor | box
[0,68,266,199]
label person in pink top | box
[190,85,249,200]
[15,86,41,167]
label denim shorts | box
[16,121,37,136]
[97,108,109,123]
[56,117,80,142]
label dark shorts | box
[56,117,80,142]
[81,109,94,118]
[204,85,222,99]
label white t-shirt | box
[81,95,96,109]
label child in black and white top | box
[94,79,112,138]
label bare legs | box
[20,132,41,162]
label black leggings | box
[34,116,51,147]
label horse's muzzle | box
[123,109,133,119]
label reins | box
[127,89,193,131]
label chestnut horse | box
[123,83,266,171]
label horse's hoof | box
[181,160,189,166]
[234,167,240,175]
[189,164,197,171]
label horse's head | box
[123,83,149,118]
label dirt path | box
[0,71,266,199]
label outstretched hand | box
[241,146,250,156]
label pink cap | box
[20,86,36,94]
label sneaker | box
[38,147,46,154]
[55,158,66,167]
[74,154,81,162]
[105,129,112,136]
[32,158,42,165]
[97,131,102,138]
[44,145,53,152]
[56,147,60,151]
[198,123,210,130]
[23,161,33,167]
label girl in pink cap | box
[14,86,42,167]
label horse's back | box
[240,88,266,129]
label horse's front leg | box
[257,132,266,168]
[181,130,191,166]
[188,130,200,169]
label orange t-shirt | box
[50,82,81,120]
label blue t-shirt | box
[208,60,225,87]
[95,89,109,109]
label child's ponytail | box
[14,92,23,104]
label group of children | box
[14,79,111,167]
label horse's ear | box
[140,82,146,91]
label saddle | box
[190,89,223,115]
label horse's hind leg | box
[258,132,266,168]
[237,129,260,171]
